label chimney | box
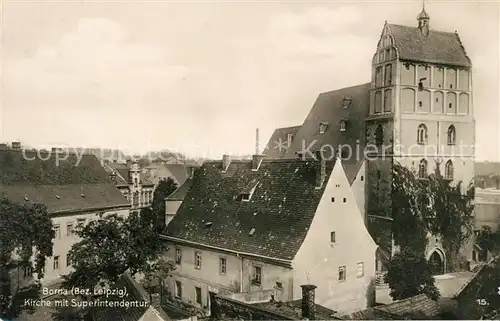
[11,142,21,150]
[188,166,195,179]
[315,151,326,188]
[150,292,161,309]
[222,155,231,171]
[126,159,132,168]
[252,155,265,171]
[301,284,317,320]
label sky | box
[1,0,499,160]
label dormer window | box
[340,120,346,132]
[319,122,329,134]
[239,182,258,202]
[342,97,352,108]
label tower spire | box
[417,0,430,37]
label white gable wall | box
[292,159,377,314]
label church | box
[263,5,475,274]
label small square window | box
[276,282,283,290]
[418,101,423,107]
[331,197,335,202]
[343,198,347,203]
[360,176,364,181]
[330,231,336,243]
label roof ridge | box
[319,82,371,96]
[387,23,457,35]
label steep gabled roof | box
[262,126,301,159]
[165,158,335,261]
[166,177,194,201]
[284,83,370,184]
[0,150,129,214]
[387,24,471,67]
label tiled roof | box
[165,158,335,261]
[74,147,127,162]
[387,24,471,67]
[284,83,370,184]
[0,150,128,214]
[166,177,194,201]
[251,299,340,320]
[143,163,189,186]
[375,293,440,319]
[262,126,301,159]
[0,150,112,185]
[476,162,500,178]
[0,183,129,214]
[344,294,440,320]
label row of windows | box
[338,262,365,281]
[53,218,86,239]
[374,64,393,88]
[417,159,454,180]
[374,89,469,115]
[417,124,456,145]
[401,63,469,90]
[175,248,263,285]
[125,190,153,208]
[174,282,204,305]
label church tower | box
[365,4,475,267]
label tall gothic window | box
[418,159,428,179]
[447,125,456,145]
[445,160,454,180]
[417,124,428,144]
[340,120,346,132]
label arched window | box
[445,160,454,180]
[418,159,428,179]
[340,120,346,132]
[447,125,456,145]
[375,124,384,147]
[417,124,428,144]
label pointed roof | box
[283,83,370,185]
[262,126,301,159]
[164,158,336,262]
[386,23,471,67]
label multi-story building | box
[104,160,155,210]
[0,144,130,287]
[162,154,377,314]
[263,6,475,273]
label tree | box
[62,208,175,292]
[152,177,178,228]
[0,196,54,319]
[392,161,475,270]
[477,225,500,256]
[384,247,440,301]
